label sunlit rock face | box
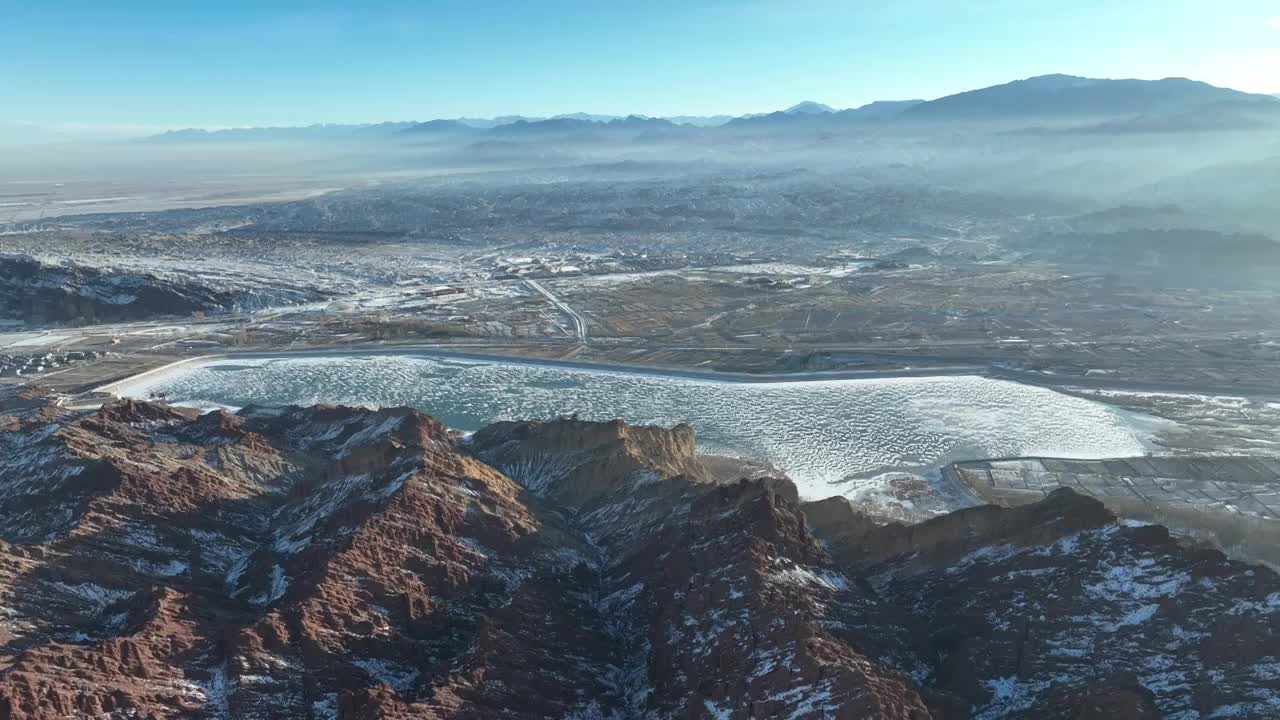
[122,354,1151,500]
[0,399,1274,719]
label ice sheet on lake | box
[122,354,1153,499]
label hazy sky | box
[2,0,1278,135]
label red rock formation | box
[0,400,1274,718]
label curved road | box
[526,279,588,342]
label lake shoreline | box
[93,345,988,396]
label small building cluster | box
[489,256,584,280]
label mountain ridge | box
[140,74,1275,142]
[901,73,1279,120]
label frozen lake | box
[117,353,1154,499]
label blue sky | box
[2,0,1278,134]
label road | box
[525,279,588,342]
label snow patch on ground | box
[251,565,289,606]
[766,682,839,720]
[1102,603,1159,632]
[310,694,338,719]
[455,537,490,559]
[352,658,419,693]
[975,676,1051,720]
[335,415,404,458]
[131,558,189,577]
[598,582,645,612]
[767,560,849,592]
[702,699,732,720]
[271,470,382,554]
[51,582,135,610]
[201,663,232,719]
[1228,592,1280,616]
[1084,559,1189,602]
[949,543,1025,572]
[493,450,584,497]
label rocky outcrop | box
[0,399,1276,718]
[808,487,1117,570]
[468,416,709,507]
[0,254,327,325]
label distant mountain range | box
[146,122,418,143]
[722,99,926,130]
[142,74,1280,142]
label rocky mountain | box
[0,255,329,326]
[0,398,1276,718]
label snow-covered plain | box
[706,262,871,276]
[120,354,1155,499]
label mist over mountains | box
[142,74,1279,142]
[10,70,1280,274]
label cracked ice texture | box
[124,354,1151,498]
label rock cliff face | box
[0,400,1276,719]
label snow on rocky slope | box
[0,398,1274,718]
[0,254,329,325]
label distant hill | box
[145,114,723,142]
[488,115,680,136]
[470,113,730,128]
[607,115,681,130]
[836,99,925,120]
[725,99,924,130]
[902,74,1278,120]
[453,115,539,129]
[489,118,595,135]
[785,101,834,115]
[664,115,734,127]
[551,112,623,123]
[399,119,478,136]
[723,111,812,129]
